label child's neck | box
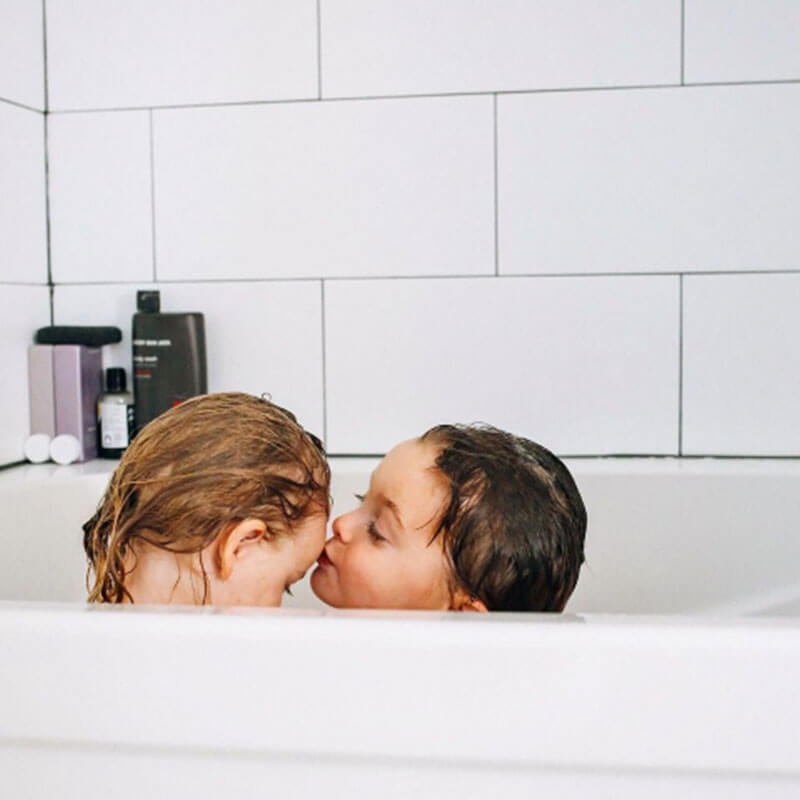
[123,544,211,605]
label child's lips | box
[317,550,333,568]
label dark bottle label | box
[132,312,207,431]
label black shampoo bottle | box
[132,290,207,431]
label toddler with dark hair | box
[311,424,586,612]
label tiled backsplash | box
[1,1,799,463]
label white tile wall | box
[0,0,44,110]
[53,282,324,437]
[0,103,47,283]
[498,84,800,275]
[0,1,794,463]
[683,274,800,456]
[324,276,680,455]
[46,0,318,111]
[0,285,50,463]
[321,0,680,97]
[48,111,153,283]
[153,96,494,281]
[685,0,800,84]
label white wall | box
[0,0,50,464]
[3,1,800,462]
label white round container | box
[49,434,82,466]
[23,434,51,464]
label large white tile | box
[498,84,800,274]
[0,0,44,109]
[0,104,47,283]
[685,0,800,83]
[154,96,494,280]
[0,285,50,464]
[53,282,324,438]
[683,274,800,456]
[321,0,680,97]
[48,111,153,283]
[46,0,317,110]
[325,276,680,454]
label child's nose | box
[331,513,353,544]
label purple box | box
[28,345,57,437]
[53,345,103,461]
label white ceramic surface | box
[685,0,800,83]
[0,604,798,799]
[683,274,800,456]
[0,103,47,283]
[321,0,680,97]
[48,111,154,283]
[498,84,800,274]
[324,276,680,455]
[152,96,494,280]
[46,0,318,110]
[1,459,799,797]
[0,0,44,109]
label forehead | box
[370,439,446,527]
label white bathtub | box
[1,458,799,798]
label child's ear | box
[451,591,489,613]
[218,518,267,581]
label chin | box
[309,567,332,604]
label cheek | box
[336,543,395,605]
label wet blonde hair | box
[83,392,330,603]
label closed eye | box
[367,520,387,543]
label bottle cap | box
[106,367,126,393]
[24,434,51,464]
[50,434,82,465]
[137,290,160,313]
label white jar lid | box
[50,434,82,465]
[24,433,52,464]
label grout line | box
[42,109,53,291]
[44,77,800,116]
[4,736,800,780]
[680,0,685,85]
[316,0,322,99]
[0,96,43,114]
[42,0,49,111]
[684,77,800,89]
[326,454,385,459]
[563,454,800,461]
[320,280,328,447]
[47,269,800,287]
[493,94,499,276]
[0,281,52,287]
[326,453,800,461]
[42,0,53,323]
[149,110,157,281]
[39,84,681,115]
[4,454,800,470]
[678,275,684,455]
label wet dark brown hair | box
[83,392,330,603]
[422,424,586,612]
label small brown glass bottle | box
[97,367,135,459]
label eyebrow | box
[380,495,404,529]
